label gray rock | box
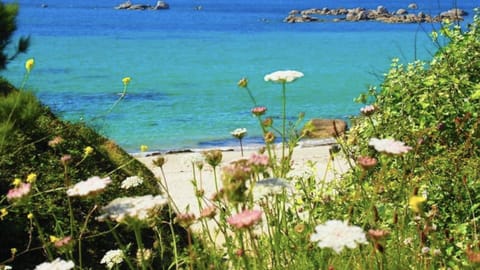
[408,3,418,10]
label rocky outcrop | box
[285,4,468,23]
[302,119,348,139]
[115,1,169,10]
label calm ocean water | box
[2,0,478,152]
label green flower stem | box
[133,223,147,270]
[245,86,257,107]
[32,215,54,261]
[107,222,136,270]
[281,82,287,177]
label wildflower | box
[84,146,94,156]
[49,235,60,243]
[175,212,196,228]
[409,195,426,213]
[48,136,64,147]
[34,258,74,270]
[231,128,247,139]
[140,144,148,152]
[152,156,166,167]
[237,77,248,88]
[60,154,72,165]
[251,106,267,116]
[26,173,37,183]
[262,117,273,127]
[421,246,430,254]
[368,138,412,155]
[12,178,21,187]
[53,236,72,248]
[310,220,367,253]
[0,208,8,220]
[10,248,16,257]
[136,248,153,264]
[249,153,269,167]
[121,176,143,189]
[264,70,304,83]
[7,182,31,200]
[25,58,35,72]
[203,149,223,168]
[368,229,389,241]
[66,176,111,197]
[357,156,378,170]
[252,178,293,201]
[122,77,131,86]
[101,249,124,269]
[97,195,168,223]
[200,205,217,219]
[264,131,275,144]
[360,105,376,116]
[27,212,34,220]
[227,209,263,229]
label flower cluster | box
[66,176,111,197]
[97,195,169,223]
[369,138,412,155]
[227,209,263,229]
[121,176,144,189]
[7,182,31,200]
[264,70,304,83]
[231,128,247,139]
[34,258,74,270]
[310,220,367,253]
[101,249,124,269]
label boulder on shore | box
[303,119,348,139]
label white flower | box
[100,249,124,269]
[368,138,412,155]
[121,176,144,189]
[34,258,75,270]
[264,70,304,83]
[66,176,111,197]
[310,220,367,253]
[231,128,247,139]
[97,195,169,223]
[252,178,294,201]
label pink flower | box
[357,156,378,170]
[249,153,269,167]
[368,138,412,155]
[360,105,376,116]
[227,209,263,229]
[7,182,31,200]
[251,106,267,116]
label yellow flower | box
[27,213,34,220]
[49,235,60,243]
[25,58,35,72]
[26,173,37,183]
[12,178,22,187]
[237,77,248,88]
[84,146,94,156]
[140,145,148,152]
[10,248,17,256]
[122,77,131,86]
[409,195,426,213]
[0,208,8,220]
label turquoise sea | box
[2,0,478,152]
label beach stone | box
[302,119,348,139]
[396,9,408,15]
[153,1,169,10]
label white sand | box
[135,139,351,215]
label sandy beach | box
[135,139,351,215]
